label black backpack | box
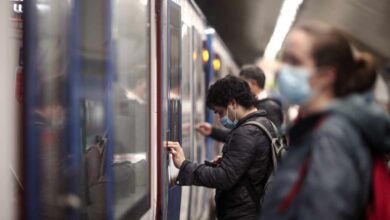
[243,119,287,170]
[242,119,288,212]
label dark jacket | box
[177,111,274,220]
[260,95,390,220]
[256,98,283,128]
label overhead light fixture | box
[263,0,304,60]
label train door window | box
[112,0,150,218]
[79,0,109,219]
[26,1,71,219]
[167,1,182,187]
[193,28,206,164]
[181,23,192,161]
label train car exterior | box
[20,0,237,219]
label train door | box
[24,0,152,219]
[157,0,182,219]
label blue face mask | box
[220,116,237,129]
[277,65,312,106]
[220,106,238,129]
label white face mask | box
[277,65,313,106]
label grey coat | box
[260,95,390,220]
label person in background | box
[260,22,390,220]
[197,65,284,145]
[239,64,268,100]
[166,75,274,220]
[239,65,284,128]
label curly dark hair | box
[206,75,257,109]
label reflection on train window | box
[192,28,206,164]
[79,0,109,219]
[181,24,192,160]
[168,2,182,187]
[34,0,69,219]
[112,0,150,218]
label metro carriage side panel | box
[22,0,237,219]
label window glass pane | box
[34,1,70,219]
[112,0,150,218]
[79,0,108,219]
[181,24,192,160]
[193,29,206,163]
[167,3,181,187]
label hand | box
[196,122,212,136]
[211,155,222,164]
[164,141,186,168]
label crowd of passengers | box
[166,22,390,220]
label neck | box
[237,106,258,120]
[302,92,334,116]
[253,87,262,96]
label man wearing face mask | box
[165,75,274,220]
[196,65,284,149]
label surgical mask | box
[277,65,312,106]
[220,106,238,129]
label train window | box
[167,1,182,187]
[31,1,70,219]
[112,0,150,218]
[181,23,192,160]
[79,0,110,219]
[192,28,206,164]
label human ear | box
[230,100,237,109]
[321,67,336,88]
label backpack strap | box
[243,120,280,170]
[241,119,279,211]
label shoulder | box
[315,114,358,141]
[236,117,268,134]
[233,117,271,144]
[311,114,370,162]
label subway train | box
[8,0,238,219]
[4,0,388,220]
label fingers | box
[195,124,204,131]
[196,123,211,136]
[196,122,209,129]
[163,141,181,153]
